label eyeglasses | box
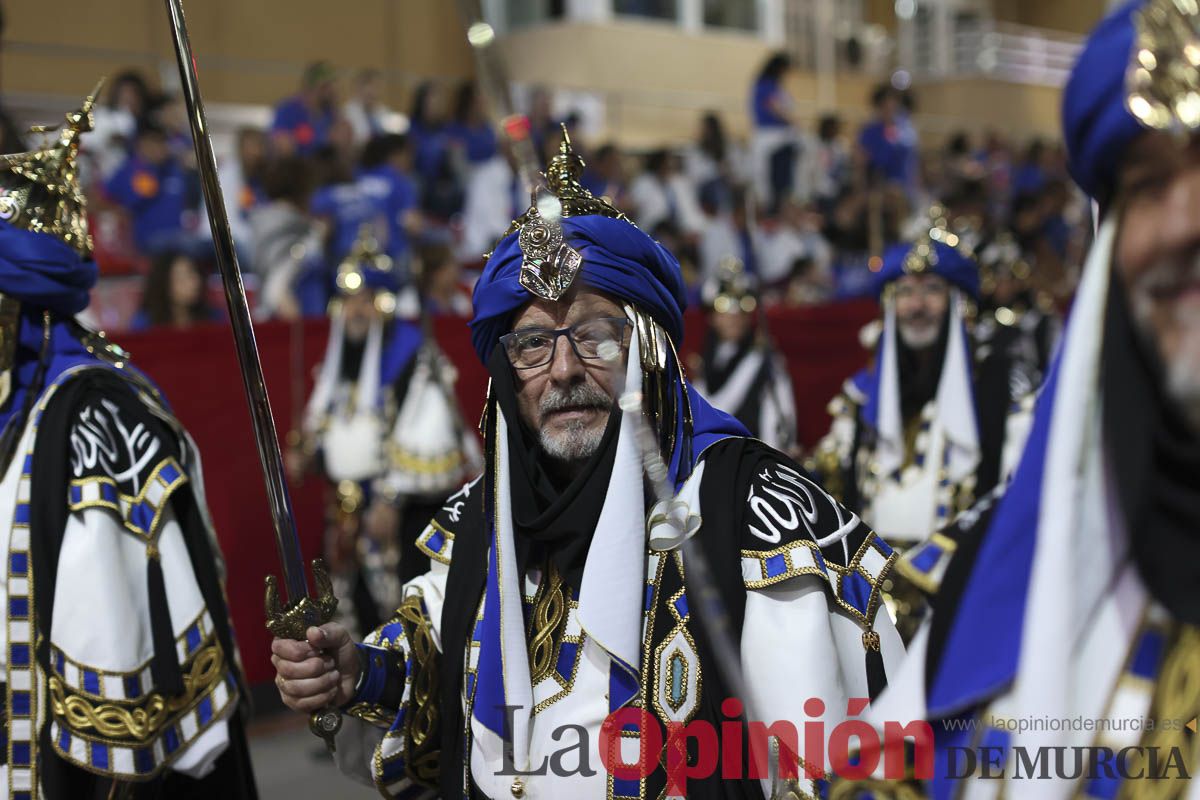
[499,316,630,370]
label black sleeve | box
[700,437,897,631]
[412,472,484,566]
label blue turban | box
[0,221,97,315]
[1062,0,1146,201]
[469,215,686,364]
[353,264,400,295]
[874,240,980,300]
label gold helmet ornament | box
[0,81,102,257]
[704,257,759,315]
[496,125,632,302]
[333,224,397,316]
[1126,0,1200,133]
[900,204,971,276]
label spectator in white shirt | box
[627,149,704,236]
[343,68,399,146]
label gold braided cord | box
[1119,624,1200,800]
[48,644,224,743]
[397,593,440,788]
[528,560,566,684]
[344,702,395,728]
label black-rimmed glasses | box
[499,316,630,370]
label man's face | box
[1114,132,1200,432]
[710,308,751,343]
[342,290,379,342]
[510,290,628,464]
[894,273,950,350]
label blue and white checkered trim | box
[48,609,215,703]
[68,456,188,542]
[5,366,101,798]
[742,538,829,590]
[7,448,36,799]
[741,533,896,628]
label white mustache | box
[540,384,612,415]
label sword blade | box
[163,0,309,604]
[454,0,542,195]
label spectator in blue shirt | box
[105,122,193,256]
[581,143,627,206]
[271,61,340,156]
[310,146,389,267]
[750,52,799,213]
[407,81,450,186]
[752,53,793,130]
[358,133,422,266]
[858,84,919,197]
[1012,139,1049,198]
[446,81,498,165]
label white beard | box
[1131,258,1200,434]
[536,382,612,463]
[1164,303,1200,433]
[539,422,605,462]
[898,319,941,349]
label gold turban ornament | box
[0,81,102,257]
[1126,0,1200,132]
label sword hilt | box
[265,559,342,749]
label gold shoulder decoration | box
[0,81,101,256]
[1127,0,1200,132]
[501,124,631,241]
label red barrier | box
[115,299,876,685]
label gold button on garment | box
[511,777,526,798]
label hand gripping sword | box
[161,0,341,745]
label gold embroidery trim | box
[48,643,223,743]
[415,520,455,565]
[1120,623,1200,800]
[397,593,440,787]
[388,443,466,476]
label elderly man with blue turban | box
[0,91,257,797]
[862,1,1200,796]
[807,212,1036,640]
[270,131,905,798]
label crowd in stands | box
[69,53,1090,332]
